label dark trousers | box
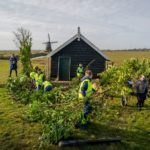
[75,100,92,128]
[44,85,52,93]
[137,93,146,110]
[9,69,17,77]
[83,100,92,119]
[121,96,128,106]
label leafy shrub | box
[25,101,45,122]
[6,75,84,145]
[30,91,44,102]
[7,75,32,103]
[41,109,76,144]
[71,77,80,86]
[99,58,150,97]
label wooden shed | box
[47,27,109,81]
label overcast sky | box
[0,0,150,50]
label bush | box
[7,75,32,104]
[6,75,84,145]
[41,109,76,144]
[25,101,45,122]
[98,58,150,97]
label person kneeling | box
[43,81,53,92]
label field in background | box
[103,51,150,65]
[0,59,46,84]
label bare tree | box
[14,27,32,76]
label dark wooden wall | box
[51,38,106,78]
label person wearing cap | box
[76,70,96,128]
[135,75,148,110]
[76,63,84,78]
[43,80,53,92]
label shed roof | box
[47,27,109,60]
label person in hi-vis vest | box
[76,70,96,128]
[76,63,84,78]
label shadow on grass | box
[62,122,150,150]
[109,103,150,111]
[0,84,6,88]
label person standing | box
[9,54,18,77]
[121,78,134,107]
[76,63,84,78]
[76,70,96,128]
[135,75,148,110]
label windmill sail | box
[43,34,58,52]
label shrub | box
[41,109,76,144]
[7,75,32,103]
[25,100,45,122]
[98,58,150,97]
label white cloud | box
[0,0,150,50]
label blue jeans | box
[36,85,42,91]
[83,100,92,119]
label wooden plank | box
[58,137,121,147]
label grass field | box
[0,58,46,84]
[0,50,150,149]
[103,51,150,65]
[0,88,42,149]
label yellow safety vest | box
[35,73,44,87]
[77,67,84,77]
[30,72,36,79]
[34,73,39,81]
[43,81,52,89]
[39,73,44,82]
[79,79,93,99]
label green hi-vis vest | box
[77,67,84,77]
[35,73,44,87]
[30,72,36,79]
[43,81,52,89]
[34,73,38,80]
[79,79,93,99]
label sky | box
[0,0,150,50]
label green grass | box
[68,96,150,150]
[104,51,150,65]
[0,60,9,84]
[0,59,46,84]
[0,88,42,149]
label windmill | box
[43,34,58,80]
[43,33,58,52]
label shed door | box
[58,57,71,81]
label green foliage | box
[26,100,44,122]
[30,91,44,102]
[99,58,150,97]
[6,75,32,104]
[14,27,32,76]
[41,109,75,144]
[71,77,80,86]
[7,75,80,144]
